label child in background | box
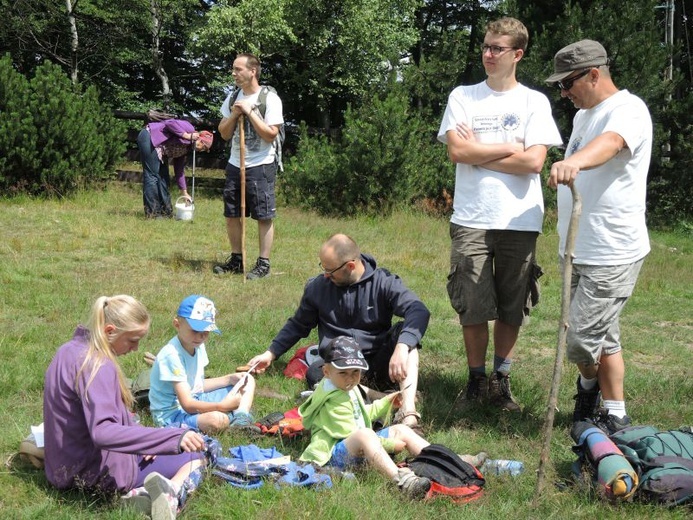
[149,295,260,434]
[299,336,442,499]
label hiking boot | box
[572,376,601,423]
[246,258,270,280]
[488,371,521,412]
[229,411,262,434]
[213,253,243,275]
[457,451,488,468]
[463,373,488,402]
[396,468,431,500]
[593,409,631,435]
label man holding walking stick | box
[545,40,653,433]
[216,53,284,280]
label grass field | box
[1,176,691,519]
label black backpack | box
[406,444,485,503]
[610,425,693,506]
[230,85,285,171]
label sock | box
[603,400,627,418]
[122,486,148,498]
[493,355,512,375]
[469,366,486,377]
[579,375,598,391]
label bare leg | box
[399,349,419,422]
[493,320,520,360]
[225,217,242,253]
[596,351,625,401]
[170,458,205,489]
[463,322,489,367]
[343,429,402,479]
[258,219,274,258]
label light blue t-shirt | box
[149,335,209,426]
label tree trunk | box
[149,0,171,108]
[65,0,78,85]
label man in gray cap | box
[545,40,653,434]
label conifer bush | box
[284,89,449,217]
[0,55,125,196]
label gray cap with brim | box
[545,39,609,83]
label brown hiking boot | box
[463,373,488,402]
[488,371,521,412]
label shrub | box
[0,55,125,196]
[284,88,451,217]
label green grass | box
[1,178,692,519]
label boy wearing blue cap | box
[149,295,259,433]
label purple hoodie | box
[43,326,187,493]
[147,119,196,191]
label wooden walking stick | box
[239,114,247,282]
[533,184,582,504]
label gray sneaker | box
[396,468,431,500]
[246,258,270,280]
[488,371,521,412]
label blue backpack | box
[609,425,693,506]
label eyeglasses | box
[481,44,517,56]
[319,259,352,276]
[557,69,592,90]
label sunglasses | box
[557,69,592,90]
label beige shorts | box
[565,259,645,365]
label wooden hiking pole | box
[533,184,582,504]
[239,114,247,282]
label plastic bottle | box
[481,459,525,477]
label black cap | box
[319,336,369,370]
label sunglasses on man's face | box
[557,69,592,91]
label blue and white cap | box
[177,295,221,334]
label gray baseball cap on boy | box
[319,336,369,370]
[545,39,609,84]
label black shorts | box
[223,162,277,220]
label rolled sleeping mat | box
[572,421,639,500]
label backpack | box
[230,85,285,171]
[609,425,693,506]
[406,444,485,503]
[130,368,152,409]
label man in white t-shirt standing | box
[545,40,652,433]
[438,18,562,412]
[215,53,284,280]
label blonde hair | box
[77,295,150,409]
[486,17,529,52]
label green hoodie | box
[298,378,394,466]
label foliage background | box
[0,0,691,223]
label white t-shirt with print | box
[438,82,563,232]
[557,89,652,265]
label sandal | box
[393,410,424,435]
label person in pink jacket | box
[43,295,207,519]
